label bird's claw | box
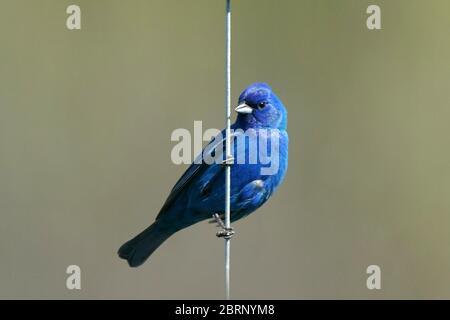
[212,213,235,240]
[221,156,234,167]
[216,228,235,239]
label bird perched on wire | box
[118,83,289,267]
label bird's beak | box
[235,103,253,114]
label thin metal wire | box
[224,0,232,301]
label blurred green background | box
[1,0,450,299]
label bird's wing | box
[156,130,242,219]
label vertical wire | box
[224,0,232,301]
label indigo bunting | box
[118,83,288,267]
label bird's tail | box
[118,220,174,267]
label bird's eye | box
[257,102,267,109]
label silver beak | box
[235,103,253,114]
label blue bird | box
[118,83,288,267]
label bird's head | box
[235,83,287,130]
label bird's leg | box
[215,156,234,237]
[208,213,224,225]
[212,213,235,240]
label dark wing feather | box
[156,162,205,219]
[156,131,241,219]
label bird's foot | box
[221,156,234,167]
[212,213,235,240]
[216,228,235,239]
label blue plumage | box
[118,83,288,267]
